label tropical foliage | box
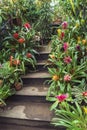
[0,0,40,106]
[47,0,87,130]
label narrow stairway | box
[0,44,64,130]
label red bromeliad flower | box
[62,21,68,29]
[18,38,25,44]
[60,31,65,40]
[13,33,19,39]
[24,22,31,29]
[64,56,72,64]
[26,53,32,58]
[83,92,87,96]
[64,74,71,82]
[56,94,68,102]
[63,42,69,51]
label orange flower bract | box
[52,75,59,81]
[18,38,25,44]
[50,54,55,59]
[26,53,32,58]
[13,59,20,65]
[82,39,87,45]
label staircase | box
[0,44,65,130]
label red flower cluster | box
[56,94,68,102]
[18,38,25,44]
[62,21,68,29]
[13,33,19,39]
[64,74,71,82]
[63,42,69,51]
[83,92,87,96]
[64,56,72,64]
[24,23,31,29]
[60,31,65,40]
[26,53,32,58]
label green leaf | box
[0,16,2,24]
[9,79,14,84]
[46,97,57,102]
[75,102,82,116]
[50,100,58,111]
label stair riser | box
[8,95,48,103]
[35,65,48,71]
[26,65,50,71]
[0,124,65,130]
[0,118,65,130]
[36,54,49,61]
[22,78,50,85]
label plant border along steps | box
[0,44,65,130]
[46,1,87,130]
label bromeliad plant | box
[52,102,87,130]
[47,20,87,97]
[47,1,87,130]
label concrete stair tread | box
[39,51,50,54]
[16,85,48,96]
[37,60,48,65]
[22,71,51,78]
[35,45,51,53]
[0,101,53,122]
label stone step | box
[8,84,48,103]
[26,60,50,72]
[0,101,65,130]
[35,52,50,61]
[35,45,51,53]
[35,44,51,61]
[22,71,50,78]
[16,85,48,96]
[0,101,52,122]
[9,85,49,102]
[22,71,51,85]
[37,60,48,65]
